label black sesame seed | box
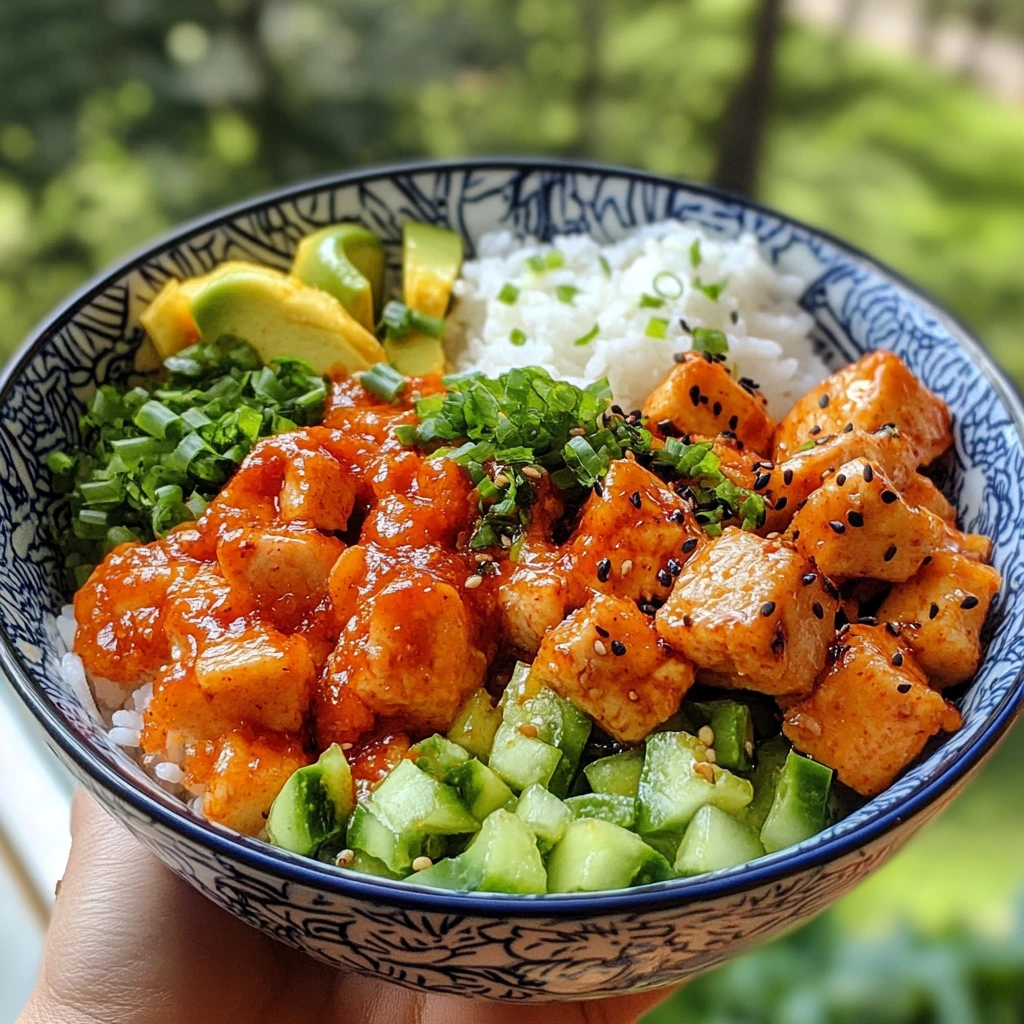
[823,577,840,599]
[885,622,900,637]
[792,529,801,541]
[657,419,681,438]
[818,393,830,409]
[802,573,817,586]
[713,401,723,416]
[597,558,611,582]
[897,682,912,694]
[783,469,794,486]
[699,395,709,405]
[810,425,822,436]
[630,491,642,509]
[880,490,898,504]
[847,510,864,528]
[812,602,824,620]
[729,415,739,430]
[891,651,904,667]
[884,544,898,562]
[611,404,624,415]
[771,628,786,655]
[836,473,847,487]
[679,317,691,333]
[595,625,610,638]
[829,520,846,534]
[863,464,874,483]
[682,537,698,554]
[774,496,788,511]
[730,310,739,324]
[761,601,776,617]
[657,569,673,588]
[843,422,854,433]
[922,554,933,565]
[689,385,701,407]
[929,602,940,619]
[667,559,682,577]
[858,615,878,626]
[611,640,627,657]
[961,595,980,610]
[669,509,687,524]
[594,481,604,497]
[754,473,771,491]
[673,351,686,364]
[682,613,692,627]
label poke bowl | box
[1,158,1023,1001]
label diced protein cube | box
[655,528,839,698]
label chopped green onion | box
[525,254,545,273]
[78,478,124,506]
[509,328,527,347]
[134,400,180,440]
[45,451,75,475]
[556,285,580,305]
[694,277,727,301]
[180,407,213,431]
[89,386,124,425]
[573,325,600,347]
[497,283,520,305]
[689,239,702,267]
[653,271,683,300]
[359,362,408,403]
[645,317,669,340]
[797,440,817,452]
[598,254,612,277]
[104,525,139,550]
[639,294,664,309]
[545,250,565,269]
[378,300,445,341]
[693,327,729,355]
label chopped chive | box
[525,254,546,273]
[694,276,727,301]
[359,362,408,403]
[598,254,612,277]
[573,325,600,347]
[545,250,565,269]
[639,293,664,309]
[689,239,701,267]
[693,327,729,355]
[556,285,580,305]
[645,317,669,340]
[134,400,180,440]
[509,328,527,347]
[45,451,76,475]
[497,283,520,305]
[79,478,124,506]
[653,271,683,300]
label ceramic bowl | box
[2,159,1023,1001]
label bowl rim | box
[3,155,1024,916]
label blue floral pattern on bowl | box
[2,160,1022,1000]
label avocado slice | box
[291,223,386,333]
[387,222,464,377]
[190,264,385,375]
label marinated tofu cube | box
[783,625,961,796]
[194,627,316,733]
[569,459,703,604]
[499,546,581,655]
[877,551,1001,688]
[900,474,956,522]
[202,730,309,836]
[279,443,357,532]
[643,352,775,454]
[935,520,993,563]
[773,351,952,466]
[655,528,839,697]
[790,458,944,582]
[532,593,696,743]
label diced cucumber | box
[584,748,644,798]
[266,743,355,857]
[499,662,592,796]
[369,758,480,837]
[565,793,636,830]
[515,784,572,852]
[447,688,502,763]
[409,734,471,781]
[736,735,791,832]
[674,805,765,876]
[345,849,403,880]
[447,758,516,821]
[413,809,547,894]
[488,722,564,793]
[688,700,755,772]
[547,819,672,893]
[636,732,754,855]
[760,751,833,853]
[346,803,422,874]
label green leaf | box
[693,327,729,355]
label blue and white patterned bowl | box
[2,159,1023,1001]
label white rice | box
[447,222,827,418]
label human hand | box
[18,790,675,1024]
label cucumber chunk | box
[413,809,547,894]
[636,731,754,857]
[409,734,471,781]
[736,734,791,832]
[345,849,403,880]
[514,784,572,853]
[488,723,563,793]
[498,661,592,796]
[583,748,644,798]
[674,805,765,876]
[266,743,355,857]
[346,803,422,874]
[447,758,516,821]
[687,700,755,772]
[760,751,833,853]
[565,793,636,830]
[447,688,502,763]
[547,819,672,893]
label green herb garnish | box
[653,271,684,300]
[359,362,408,403]
[47,338,328,581]
[598,254,612,277]
[645,317,669,339]
[694,276,727,301]
[556,285,581,305]
[497,283,520,305]
[573,325,600,347]
[639,294,665,309]
[509,328,527,347]
[378,299,445,340]
[689,239,702,268]
[693,327,729,355]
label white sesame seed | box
[412,856,434,872]
[620,559,633,576]
[744,741,754,757]
[336,849,355,867]
[704,748,717,764]
[569,426,585,436]
[628,689,639,702]
[341,742,353,751]
[475,553,493,562]
[697,725,715,746]
[493,474,510,488]
[500,535,512,548]
[518,723,538,738]
[693,762,715,783]
[522,466,542,479]
[465,574,484,589]
[593,640,608,656]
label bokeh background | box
[2,0,1024,1019]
